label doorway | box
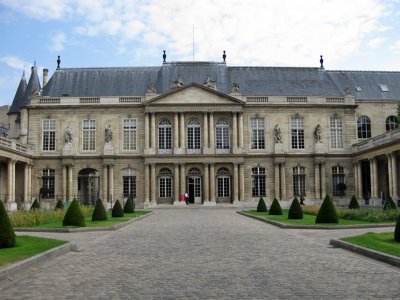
[78,168,100,205]
[187,176,202,204]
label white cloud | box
[0,56,31,74]
[0,0,73,20]
[389,40,400,53]
[49,32,67,53]
[368,37,386,48]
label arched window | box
[357,116,371,138]
[159,168,172,198]
[385,116,399,131]
[217,167,231,198]
[42,169,55,198]
[187,119,201,151]
[332,166,345,196]
[123,168,136,198]
[292,166,305,196]
[252,167,266,197]
[158,119,172,151]
[216,119,230,151]
[188,168,201,176]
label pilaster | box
[233,163,239,204]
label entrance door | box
[187,176,202,204]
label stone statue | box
[65,126,73,144]
[147,84,156,94]
[171,75,184,89]
[313,124,322,143]
[274,124,282,143]
[105,125,113,143]
[203,76,216,89]
[232,82,240,93]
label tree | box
[55,199,64,210]
[288,197,303,219]
[383,196,397,211]
[269,198,283,215]
[256,197,267,212]
[348,195,360,209]
[336,183,347,197]
[62,198,86,227]
[124,197,135,213]
[0,201,16,248]
[40,187,50,199]
[92,199,108,221]
[315,194,339,224]
[112,200,124,217]
[30,198,40,210]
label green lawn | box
[342,232,400,257]
[19,211,151,229]
[244,210,389,226]
[0,236,66,268]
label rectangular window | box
[217,177,230,197]
[42,119,56,151]
[332,166,345,196]
[123,176,136,198]
[188,127,201,149]
[216,127,229,149]
[123,118,137,150]
[159,177,172,197]
[252,167,266,197]
[250,117,265,149]
[291,117,304,149]
[330,117,343,149]
[83,120,96,151]
[42,169,55,198]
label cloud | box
[49,32,67,53]
[389,40,400,53]
[368,37,386,48]
[0,0,73,20]
[0,55,31,73]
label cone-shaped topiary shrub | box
[288,197,303,219]
[348,195,360,209]
[62,198,86,227]
[92,199,108,221]
[55,199,64,210]
[256,197,267,212]
[383,196,397,211]
[0,201,16,248]
[269,198,283,215]
[112,200,124,217]
[395,214,400,242]
[315,194,338,223]
[123,197,135,213]
[30,198,40,210]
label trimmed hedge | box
[0,201,16,248]
[395,215,400,242]
[62,198,86,227]
[112,200,124,217]
[55,199,64,210]
[288,197,303,219]
[256,197,267,212]
[124,198,135,213]
[316,194,338,224]
[269,198,283,215]
[30,198,40,210]
[348,195,360,209]
[383,196,397,211]
[92,199,108,221]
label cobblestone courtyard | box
[1,208,399,299]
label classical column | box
[369,157,378,199]
[392,154,398,199]
[320,163,326,198]
[280,162,286,200]
[12,160,15,202]
[174,164,180,203]
[68,164,73,201]
[387,154,393,198]
[28,164,32,201]
[233,163,239,203]
[204,163,209,202]
[174,113,179,152]
[103,164,108,201]
[314,162,321,200]
[144,113,149,150]
[210,163,216,203]
[239,163,245,202]
[232,112,238,149]
[144,163,150,203]
[24,163,29,204]
[203,113,209,150]
[274,162,280,199]
[180,163,186,196]
[62,165,67,201]
[151,163,156,203]
[7,160,13,202]
[151,113,156,150]
[180,113,185,150]
[353,161,359,200]
[209,113,215,150]
[238,113,244,149]
[357,160,363,199]
[109,164,114,202]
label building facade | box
[1,56,399,210]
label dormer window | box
[379,84,389,92]
[356,86,362,92]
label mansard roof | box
[9,74,27,114]
[40,61,400,100]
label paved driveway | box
[1,208,399,299]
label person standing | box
[184,192,189,205]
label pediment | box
[144,83,244,106]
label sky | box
[1,0,400,106]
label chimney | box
[43,68,49,87]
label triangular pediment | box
[144,83,244,106]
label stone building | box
[1,54,399,210]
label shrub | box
[288,197,303,219]
[336,183,347,196]
[112,200,124,217]
[92,199,108,221]
[256,197,267,212]
[316,194,338,223]
[383,196,397,211]
[124,198,135,213]
[395,215,400,242]
[348,195,360,209]
[55,199,64,210]
[337,208,398,222]
[0,201,16,248]
[62,198,86,227]
[269,198,283,215]
[30,198,40,210]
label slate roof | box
[9,74,27,114]
[36,61,400,102]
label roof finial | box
[57,55,61,69]
[223,50,226,63]
[320,55,324,69]
[163,50,166,63]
